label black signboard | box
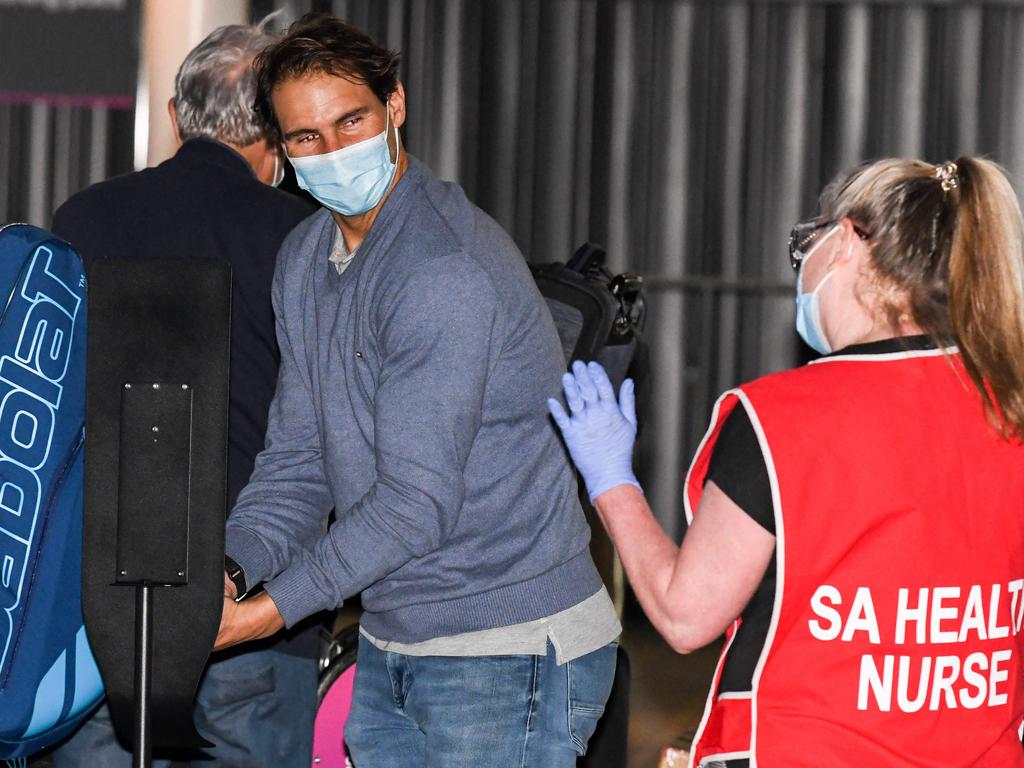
[0,0,138,107]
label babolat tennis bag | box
[0,224,102,759]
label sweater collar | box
[334,155,428,255]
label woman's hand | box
[547,360,642,501]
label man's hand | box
[223,571,238,600]
[215,592,285,651]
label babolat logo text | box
[0,246,82,677]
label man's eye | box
[343,117,362,128]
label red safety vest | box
[686,348,1024,767]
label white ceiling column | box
[135,0,249,169]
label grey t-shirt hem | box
[360,588,621,665]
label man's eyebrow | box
[333,106,370,127]
[282,106,371,142]
[283,126,316,141]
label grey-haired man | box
[50,22,317,768]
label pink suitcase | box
[312,625,359,767]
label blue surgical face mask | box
[795,225,839,355]
[287,102,399,216]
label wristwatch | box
[224,555,247,600]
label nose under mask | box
[286,102,400,216]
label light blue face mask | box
[795,225,839,355]
[287,102,399,216]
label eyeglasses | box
[788,217,871,272]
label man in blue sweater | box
[215,14,619,765]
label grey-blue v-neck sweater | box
[225,158,602,643]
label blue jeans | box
[51,648,317,768]
[344,636,617,767]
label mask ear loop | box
[798,224,840,294]
[385,96,400,167]
[814,234,859,345]
[271,150,283,187]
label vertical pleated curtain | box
[6,1,1024,537]
[0,103,134,227]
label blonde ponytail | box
[821,155,1024,439]
[947,157,1024,438]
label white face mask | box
[270,151,285,188]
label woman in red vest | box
[550,156,1024,767]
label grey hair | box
[173,17,280,146]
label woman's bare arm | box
[594,480,775,653]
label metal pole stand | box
[133,585,154,768]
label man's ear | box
[389,82,407,130]
[167,98,182,146]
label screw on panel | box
[120,570,127,576]
[152,383,160,390]
[124,383,132,389]
[177,570,184,578]
[181,384,188,390]
[152,426,159,433]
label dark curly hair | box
[253,13,400,140]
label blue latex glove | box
[547,360,642,501]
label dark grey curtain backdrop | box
[6,1,1024,536]
[0,103,134,228]
[309,0,1024,537]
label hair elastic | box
[936,161,959,193]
